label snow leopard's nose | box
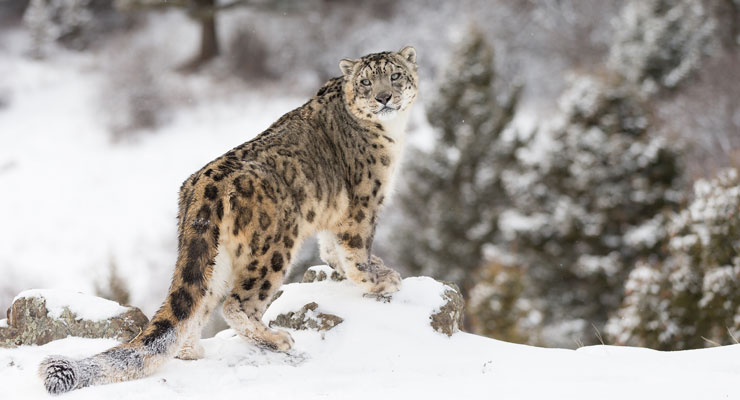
[375,92,392,105]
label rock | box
[269,302,343,331]
[430,281,465,336]
[276,267,465,337]
[302,265,345,283]
[269,267,345,332]
[0,290,148,348]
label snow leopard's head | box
[340,46,418,122]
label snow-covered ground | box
[3,14,740,400]
[1,272,739,399]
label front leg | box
[332,208,401,294]
[317,230,346,276]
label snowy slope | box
[1,274,739,400]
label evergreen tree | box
[493,0,719,346]
[393,27,522,295]
[606,169,740,350]
[608,0,716,93]
[500,74,684,345]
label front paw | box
[369,267,402,294]
[356,258,402,294]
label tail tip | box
[39,356,79,395]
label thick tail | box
[38,312,186,395]
[39,177,223,395]
[39,274,216,394]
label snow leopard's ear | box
[339,58,359,76]
[399,46,417,65]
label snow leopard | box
[38,46,418,395]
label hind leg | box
[176,244,234,360]
[222,247,294,351]
[222,240,298,352]
[176,329,205,360]
[174,291,223,360]
[222,293,293,351]
[221,178,303,351]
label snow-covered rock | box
[269,302,344,332]
[429,281,465,336]
[266,266,463,336]
[0,290,148,348]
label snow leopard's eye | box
[360,79,372,86]
[390,73,401,81]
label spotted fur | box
[38,46,418,395]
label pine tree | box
[493,0,720,347]
[608,0,716,93]
[392,27,522,295]
[500,74,685,344]
[606,169,740,350]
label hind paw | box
[270,329,295,352]
[176,341,205,360]
[255,328,294,352]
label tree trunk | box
[198,8,219,61]
[727,0,739,49]
[180,0,220,71]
